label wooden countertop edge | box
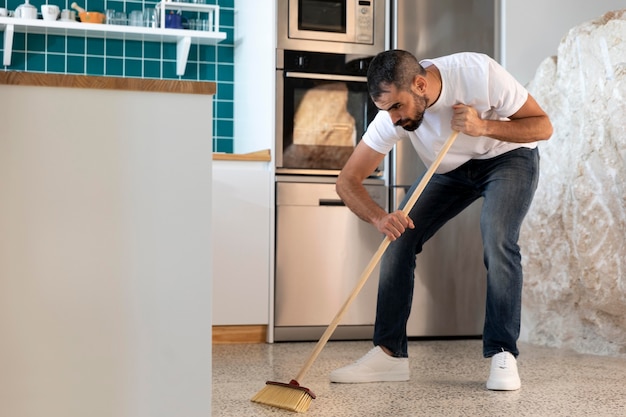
[0,72,216,95]
[213,149,271,162]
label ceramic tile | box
[213,340,626,416]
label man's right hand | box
[374,210,415,241]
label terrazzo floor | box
[213,339,626,416]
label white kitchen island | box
[0,73,214,417]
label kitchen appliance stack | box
[273,0,497,342]
[274,0,387,342]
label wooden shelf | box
[0,9,226,76]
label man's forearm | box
[482,115,553,143]
[336,176,387,226]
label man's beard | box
[395,94,427,131]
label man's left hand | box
[451,104,484,137]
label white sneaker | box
[486,351,521,391]
[330,346,409,383]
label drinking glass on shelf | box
[114,11,127,25]
[143,8,157,28]
[129,10,143,27]
[105,9,115,24]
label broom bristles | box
[251,380,315,413]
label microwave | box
[278,0,387,55]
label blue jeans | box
[373,147,540,358]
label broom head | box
[251,379,316,413]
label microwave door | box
[288,0,356,43]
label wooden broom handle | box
[294,130,459,383]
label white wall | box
[233,0,277,154]
[501,0,625,85]
[0,85,213,417]
[232,1,278,339]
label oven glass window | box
[282,76,376,170]
[298,0,347,33]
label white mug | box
[41,4,60,21]
[15,4,38,19]
[0,7,8,17]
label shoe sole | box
[330,372,410,384]
[486,380,521,391]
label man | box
[331,50,553,390]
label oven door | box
[276,70,379,175]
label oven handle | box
[285,72,368,83]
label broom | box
[251,130,460,412]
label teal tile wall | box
[0,0,235,152]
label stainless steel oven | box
[276,49,381,176]
[273,3,388,342]
[278,0,387,55]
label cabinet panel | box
[0,82,214,417]
[212,161,271,325]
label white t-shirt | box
[362,52,536,173]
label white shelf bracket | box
[176,36,192,76]
[3,24,14,66]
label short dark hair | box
[367,49,426,99]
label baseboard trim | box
[212,325,267,344]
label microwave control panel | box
[356,0,374,43]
